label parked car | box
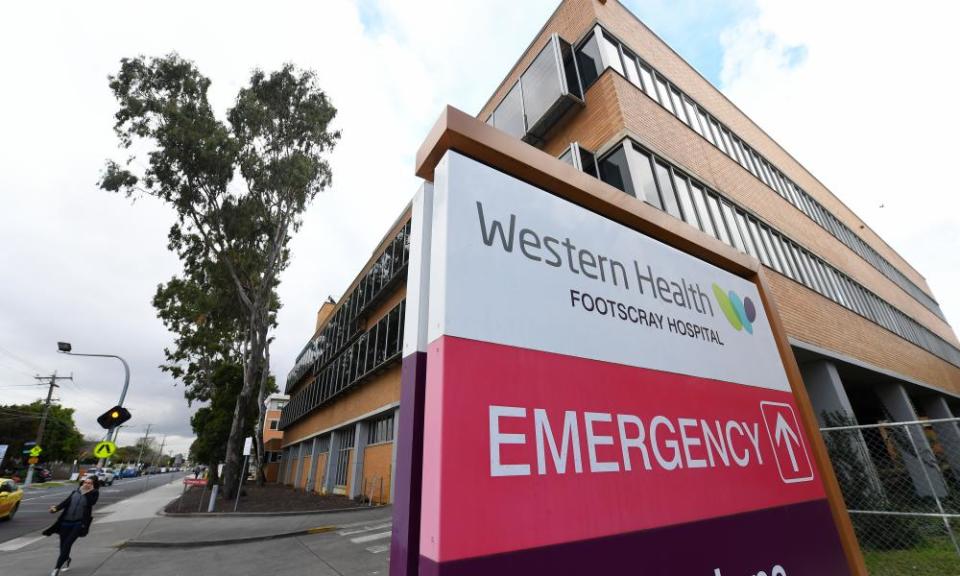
[0,478,23,521]
[11,466,52,483]
[118,467,138,478]
[87,468,115,486]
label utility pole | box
[135,424,152,470]
[24,372,72,486]
[153,435,167,469]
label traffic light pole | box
[61,352,130,468]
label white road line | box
[350,531,391,544]
[0,534,44,552]
[337,522,392,536]
[366,544,390,554]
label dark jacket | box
[42,489,99,537]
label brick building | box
[261,393,288,483]
[276,0,960,506]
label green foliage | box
[0,402,84,465]
[102,53,338,496]
[153,259,253,404]
[187,363,258,483]
[101,54,339,313]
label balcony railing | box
[280,299,405,429]
[285,220,410,392]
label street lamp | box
[57,341,131,463]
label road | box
[0,473,183,544]
[2,478,392,575]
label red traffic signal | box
[97,405,132,429]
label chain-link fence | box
[820,416,960,575]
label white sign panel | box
[428,151,790,392]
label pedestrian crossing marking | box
[0,535,44,552]
[337,521,392,536]
[350,531,392,544]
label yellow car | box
[0,478,23,520]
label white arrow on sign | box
[774,412,800,472]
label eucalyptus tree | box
[102,54,339,496]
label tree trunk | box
[222,311,265,499]
[207,459,220,487]
[254,331,270,487]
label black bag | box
[41,517,60,537]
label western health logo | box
[712,284,757,334]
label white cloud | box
[718,0,960,333]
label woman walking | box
[43,476,99,575]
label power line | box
[0,344,45,373]
[0,361,37,378]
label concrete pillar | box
[801,360,884,497]
[390,407,400,502]
[350,420,370,499]
[921,396,960,485]
[323,430,339,494]
[305,437,318,490]
[282,447,293,485]
[877,383,947,498]
[313,439,326,493]
[801,361,857,427]
[293,443,304,489]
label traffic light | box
[97,405,132,429]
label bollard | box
[208,484,219,513]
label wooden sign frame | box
[388,105,866,576]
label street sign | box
[243,436,252,456]
[28,456,39,465]
[93,441,117,459]
[398,152,850,575]
[28,446,42,457]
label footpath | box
[0,475,393,576]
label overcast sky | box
[2,0,958,458]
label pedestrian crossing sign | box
[94,440,117,458]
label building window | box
[558,143,598,178]
[367,412,395,445]
[334,426,356,487]
[653,161,682,219]
[578,26,944,319]
[598,145,636,199]
[593,137,960,369]
[317,435,330,453]
[576,30,603,90]
[269,420,279,430]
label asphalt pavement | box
[0,473,393,575]
[0,473,182,545]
